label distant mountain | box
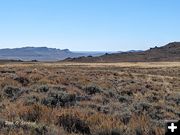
[72,51,108,57]
[0,47,106,61]
[64,42,180,62]
[125,50,143,53]
[116,50,143,53]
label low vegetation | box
[0,62,179,135]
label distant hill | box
[0,47,105,61]
[64,42,180,62]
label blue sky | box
[0,0,179,51]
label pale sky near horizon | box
[0,0,179,51]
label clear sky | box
[0,0,179,51]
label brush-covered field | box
[0,62,179,135]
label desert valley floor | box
[0,62,179,135]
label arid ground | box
[0,62,179,135]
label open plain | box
[0,62,179,135]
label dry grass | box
[0,62,179,135]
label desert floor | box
[0,62,179,135]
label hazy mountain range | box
[0,47,106,61]
[1,42,179,62]
[0,46,143,61]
